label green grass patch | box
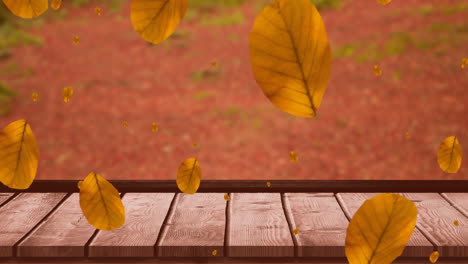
[189,0,247,9]
[442,2,468,15]
[190,68,221,81]
[392,71,402,81]
[193,90,214,100]
[72,0,123,12]
[310,0,342,10]
[0,82,16,116]
[384,32,413,56]
[223,106,247,118]
[200,10,245,26]
[0,24,43,51]
[333,43,357,59]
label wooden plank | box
[89,193,175,257]
[441,193,468,219]
[0,193,67,257]
[283,193,349,257]
[227,193,294,257]
[157,193,226,257]
[336,193,434,257]
[17,193,96,257]
[5,180,468,193]
[401,193,468,257]
[0,193,14,206]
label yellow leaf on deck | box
[373,65,382,76]
[290,151,298,162]
[193,142,198,148]
[123,121,128,127]
[454,220,460,226]
[73,36,80,44]
[151,122,158,132]
[79,172,125,231]
[176,157,201,194]
[293,228,299,235]
[249,0,332,118]
[405,131,411,139]
[2,0,48,19]
[376,0,391,5]
[461,58,468,69]
[31,92,38,102]
[437,136,462,173]
[0,119,39,189]
[130,0,188,45]
[266,181,271,187]
[212,249,217,256]
[95,7,102,16]
[211,61,217,67]
[51,0,62,10]
[62,87,73,102]
[224,193,230,201]
[429,251,439,263]
[345,193,417,264]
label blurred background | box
[0,0,467,180]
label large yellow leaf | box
[249,0,332,118]
[176,157,201,194]
[130,0,188,44]
[437,136,462,173]
[0,119,39,190]
[2,0,48,19]
[78,172,125,231]
[345,193,417,264]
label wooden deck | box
[1,180,468,262]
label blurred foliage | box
[72,0,123,12]
[0,82,16,116]
[310,0,342,10]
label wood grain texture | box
[157,193,226,257]
[89,193,175,257]
[283,193,349,257]
[336,193,434,257]
[228,193,294,257]
[401,193,468,257]
[0,193,14,206]
[441,193,468,219]
[17,193,96,257]
[0,193,67,256]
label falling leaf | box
[293,228,299,235]
[290,151,298,162]
[62,87,73,102]
[249,0,332,118]
[123,121,128,127]
[437,136,462,173]
[224,193,230,201]
[266,181,271,187]
[31,92,38,102]
[193,142,198,148]
[212,249,217,256]
[376,0,391,5]
[2,0,48,19]
[454,220,460,226]
[151,122,158,132]
[73,36,80,44]
[429,251,439,263]
[405,131,411,139]
[373,65,382,76]
[130,0,189,45]
[176,157,201,194]
[345,193,417,264]
[0,119,39,189]
[51,0,62,10]
[211,61,217,67]
[461,58,468,69]
[78,172,125,230]
[95,7,102,16]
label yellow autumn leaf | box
[95,7,102,16]
[176,157,201,194]
[293,228,299,235]
[266,181,271,187]
[51,0,62,10]
[429,251,439,263]
[437,136,462,173]
[31,92,38,102]
[373,65,382,76]
[0,119,39,189]
[63,87,73,102]
[224,193,230,201]
[249,0,332,118]
[290,151,298,162]
[130,0,188,45]
[345,193,417,264]
[193,142,198,148]
[2,0,48,19]
[211,61,217,67]
[73,36,80,45]
[405,131,410,139]
[212,249,217,256]
[462,58,468,69]
[151,122,158,132]
[376,0,391,5]
[454,220,460,226]
[78,172,125,231]
[123,121,128,127]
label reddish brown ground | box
[0,0,467,180]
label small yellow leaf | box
[151,122,158,132]
[429,251,439,263]
[293,228,299,235]
[224,193,230,201]
[461,58,467,69]
[176,157,201,194]
[454,220,459,226]
[405,131,410,139]
[345,193,417,264]
[130,0,188,45]
[376,0,391,5]
[2,0,48,19]
[249,0,332,118]
[212,249,217,256]
[373,65,382,76]
[123,121,128,127]
[437,136,462,173]
[62,87,73,102]
[193,142,198,148]
[31,92,38,102]
[0,119,39,189]
[51,0,62,10]
[290,151,298,162]
[79,172,125,231]
[266,181,271,187]
[73,36,80,45]
[211,61,217,67]
[95,7,102,16]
